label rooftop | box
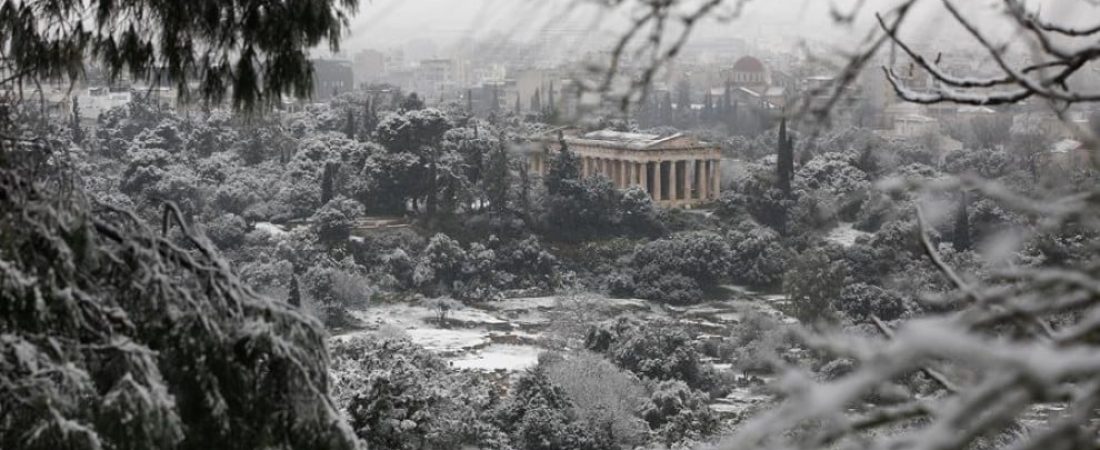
[534,128,712,151]
[733,56,766,73]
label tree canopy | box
[0,0,358,110]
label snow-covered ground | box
[450,344,543,371]
[332,288,798,373]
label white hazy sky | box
[336,0,1096,55]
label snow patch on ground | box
[405,328,490,353]
[825,222,871,248]
[450,345,543,371]
[254,222,288,237]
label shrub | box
[641,380,720,446]
[542,352,649,448]
[630,231,732,304]
[835,283,909,322]
[331,338,506,450]
[585,318,706,388]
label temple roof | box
[533,128,713,151]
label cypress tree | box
[776,117,794,196]
[954,191,971,251]
[320,162,338,205]
[70,95,84,144]
[288,273,301,307]
[547,81,556,116]
[343,108,356,138]
[545,131,579,195]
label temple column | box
[710,159,720,199]
[625,161,632,187]
[680,160,687,200]
[640,162,649,194]
[653,161,663,202]
[621,161,629,188]
[696,160,706,200]
[668,161,678,203]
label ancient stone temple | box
[528,129,721,208]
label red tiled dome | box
[733,56,765,73]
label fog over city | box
[5,1,1100,450]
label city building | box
[726,56,787,111]
[353,49,387,86]
[528,129,722,208]
[731,56,768,88]
[311,59,354,101]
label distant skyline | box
[330,0,1098,60]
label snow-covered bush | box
[835,282,909,322]
[331,338,506,450]
[641,379,719,446]
[727,224,789,288]
[584,318,707,388]
[542,352,650,448]
[630,231,732,304]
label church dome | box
[733,56,766,73]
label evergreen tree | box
[343,108,356,138]
[532,88,542,115]
[547,82,556,118]
[485,139,512,216]
[491,86,501,114]
[360,97,378,140]
[321,162,339,205]
[776,117,793,196]
[661,91,674,124]
[544,131,580,196]
[401,92,425,111]
[703,90,714,123]
[515,92,522,116]
[675,78,691,111]
[467,89,475,114]
[288,273,302,307]
[954,191,971,251]
[70,95,84,144]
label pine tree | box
[515,92,522,116]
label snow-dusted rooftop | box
[582,129,665,143]
[534,128,715,152]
